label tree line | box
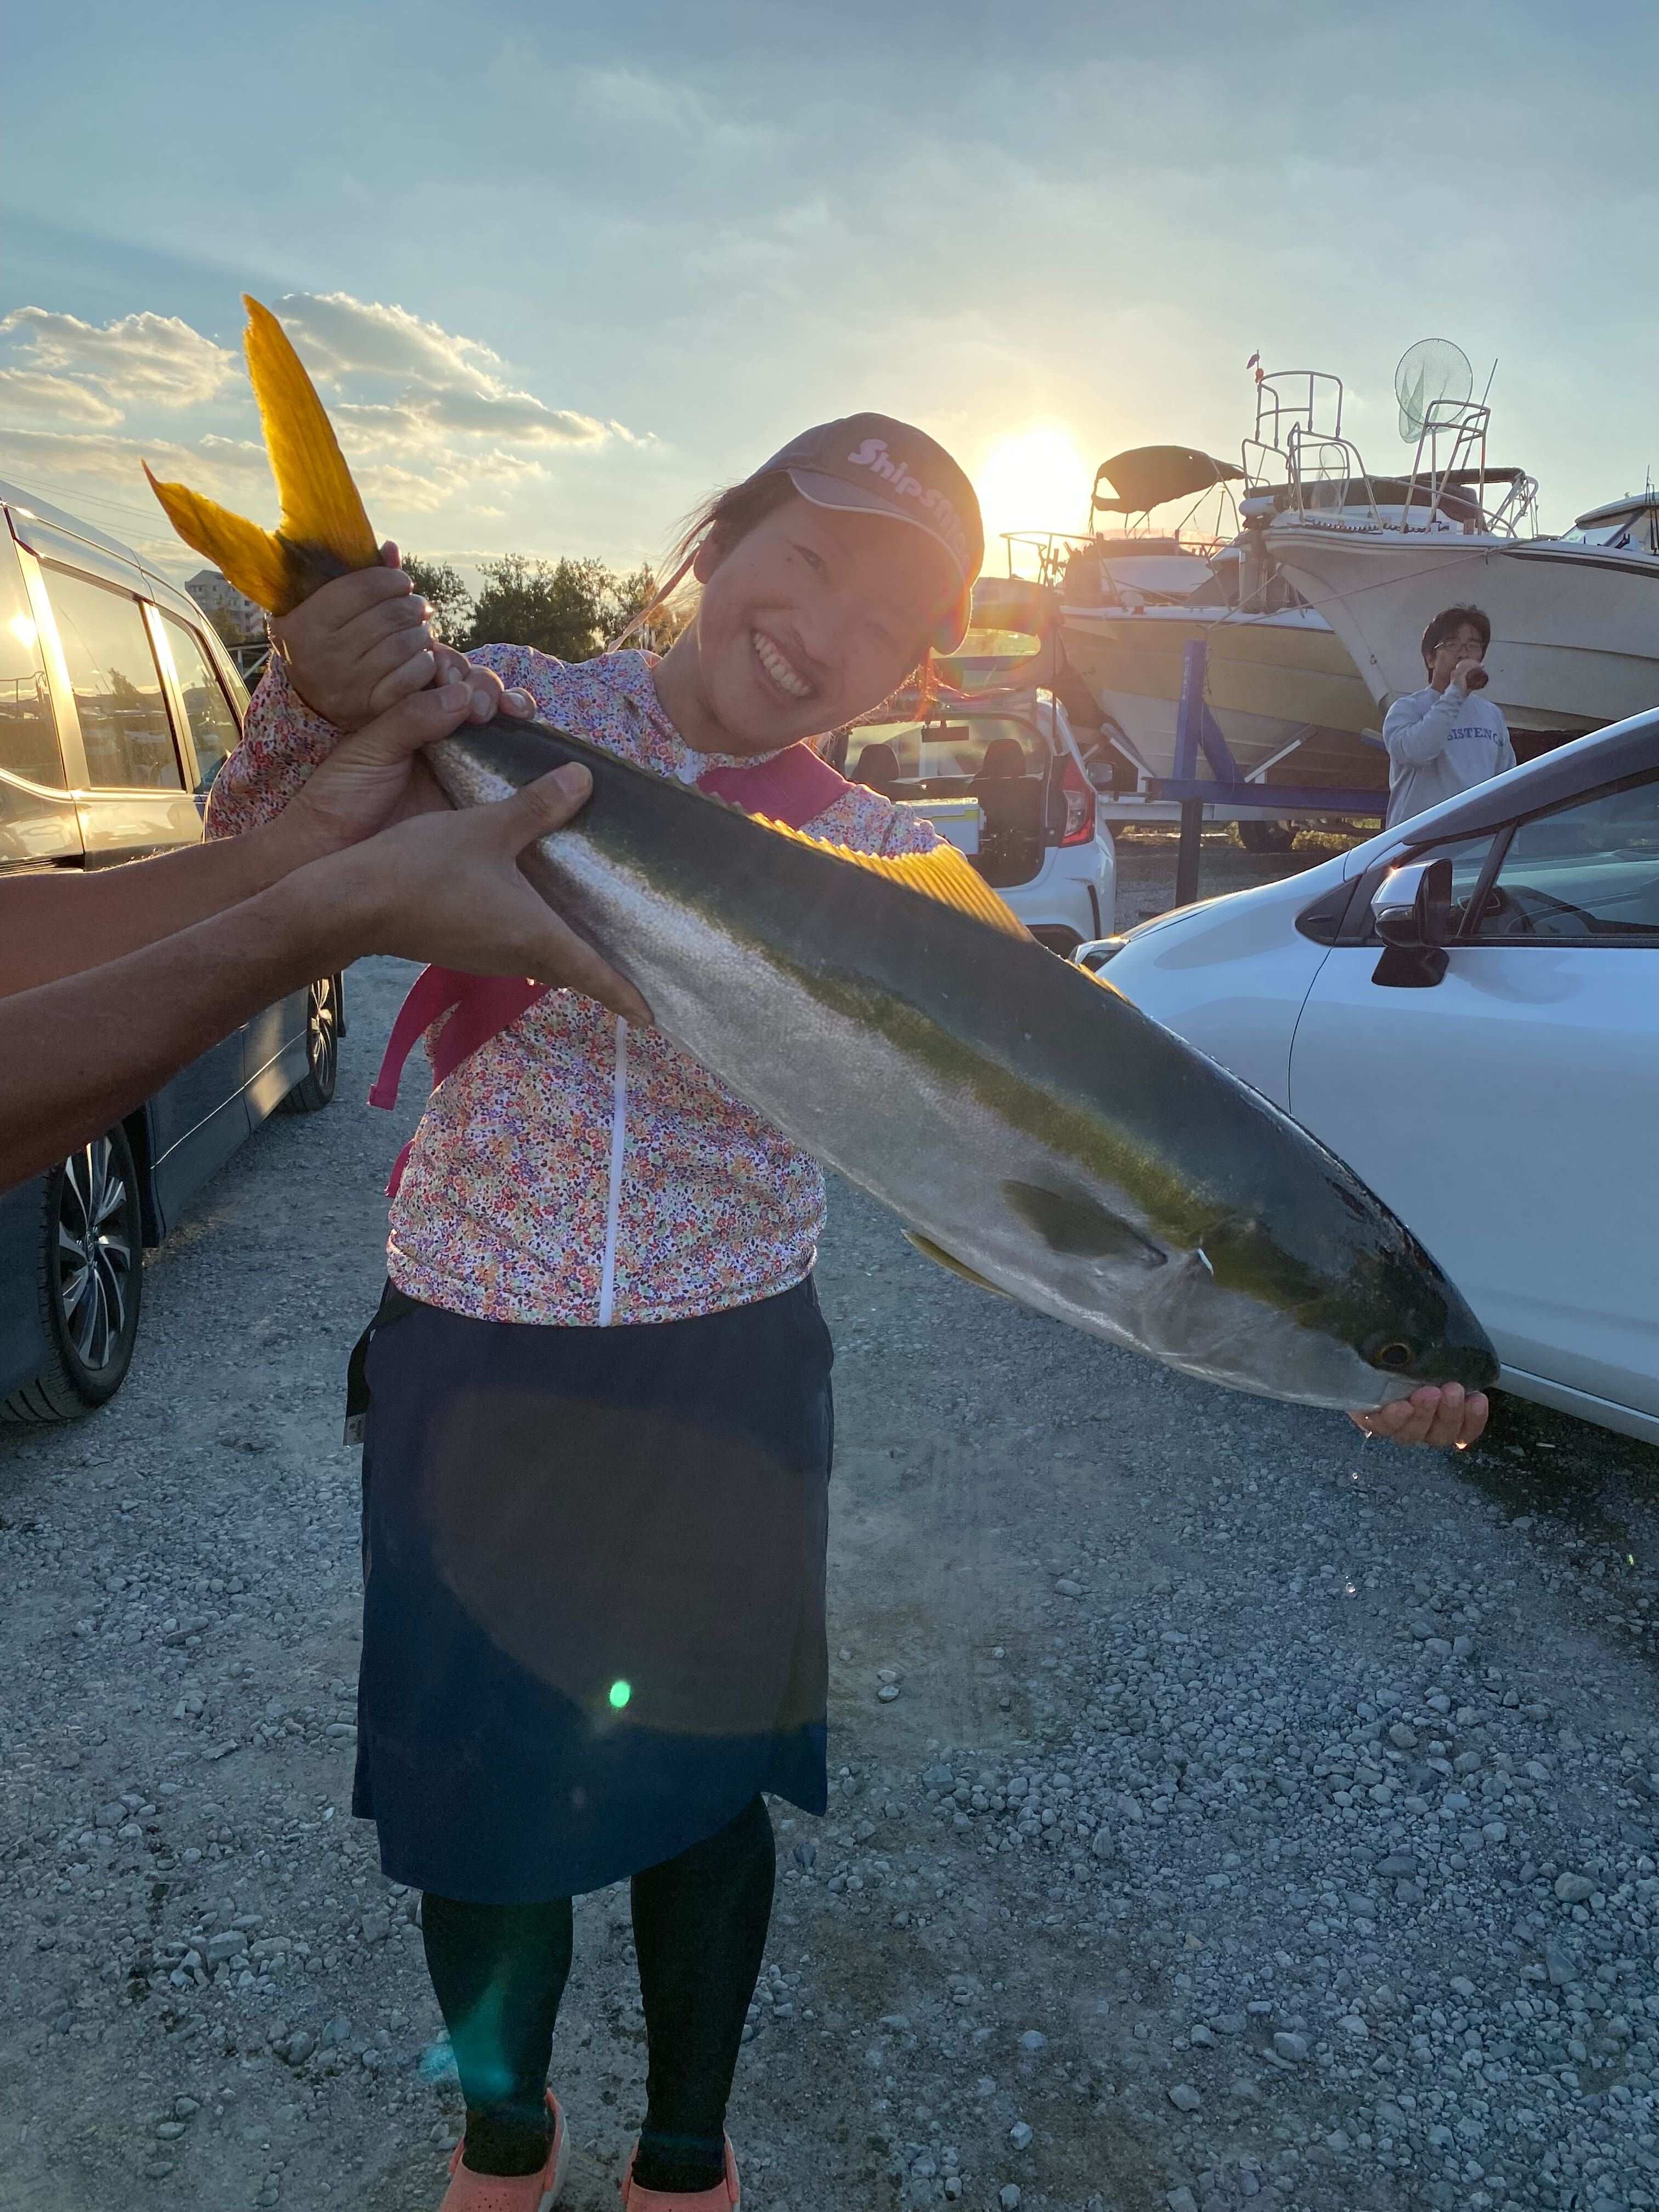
[402,555,683,662]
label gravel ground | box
[3,951,1657,2212]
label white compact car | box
[825,691,1114,954]
[1075,715,1659,1442]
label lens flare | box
[608,1679,632,1710]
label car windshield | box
[847,717,1045,783]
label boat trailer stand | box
[1154,639,1385,907]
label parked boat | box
[1002,444,1383,799]
[1257,369,1659,746]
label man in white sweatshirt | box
[1383,605,1515,827]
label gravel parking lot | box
[3,951,1657,2212]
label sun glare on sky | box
[972,425,1094,559]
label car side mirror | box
[1074,938,1126,975]
[1370,858,1452,986]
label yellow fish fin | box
[903,1229,1012,1297]
[241,295,378,579]
[144,296,378,616]
[753,818,1029,939]
[142,467,297,615]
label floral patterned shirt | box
[205,649,937,1327]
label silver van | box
[0,481,338,1420]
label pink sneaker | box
[619,2136,740,2210]
[439,2092,570,2211]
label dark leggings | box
[422,1795,775,2191]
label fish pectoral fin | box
[242,296,379,581]
[902,1230,1012,1297]
[145,297,379,617]
[1000,1178,1167,1267]
[751,819,1029,939]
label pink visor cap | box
[749,412,983,651]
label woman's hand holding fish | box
[272,541,534,732]
[1348,1382,1488,1449]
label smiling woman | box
[972,424,1093,554]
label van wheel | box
[1238,819,1295,854]
[0,1127,144,1423]
[278,974,341,1115]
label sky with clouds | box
[3,0,1656,591]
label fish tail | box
[143,296,379,616]
[142,466,297,615]
[241,296,378,583]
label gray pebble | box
[1554,1872,1595,1904]
[1169,2083,1202,2111]
[1272,2032,1308,2062]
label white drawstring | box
[597,1018,629,1327]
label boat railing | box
[1250,371,1346,461]
[997,528,1229,588]
[1278,400,1540,539]
[1280,428,1384,519]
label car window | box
[160,616,241,794]
[848,718,1043,783]
[44,568,182,792]
[0,539,65,790]
[1470,777,1659,942]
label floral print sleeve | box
[207,642,947,1329]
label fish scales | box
[432,716,1496,1410]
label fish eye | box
[1369,1339,1415,1372]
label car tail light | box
[1059,755,1096,846]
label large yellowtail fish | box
[148,300,1497,1412]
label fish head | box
[1167,1193,1501,1411]
[994,1132,1498,1414]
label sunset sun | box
[972,425,1093,558]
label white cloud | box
[0,369,124,428]
[0,425,274,505]
[0,308,236,409]
[280,291,633,449]
[0,292,650,568]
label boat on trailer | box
[1258,370,1659,750]
[990,441,1385,810]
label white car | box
[1075,715,1659,1442]
[825,691,1114,953]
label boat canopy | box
[1091,445,1244,516]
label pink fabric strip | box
[370,740,854,1197]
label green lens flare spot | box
[608,1679,632,1711]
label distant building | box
[186,569,266,645]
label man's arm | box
[1,695,650,1189]
[1,682,496,1001]
[1383,686,1464,769]
[0,827,321,1000]
[3,868,375,1187]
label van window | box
[160,617,241,794]
[44,569,182,791]
[0,539,65,789]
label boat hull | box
[1269,524,1659,735]
[1060,603,1385,792]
